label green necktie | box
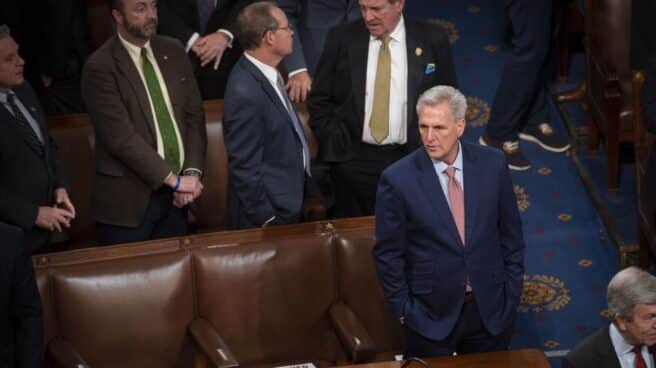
[141,47,181,174]
[369,36,391,144]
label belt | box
[464,291,474,303]
[360,142,407,151]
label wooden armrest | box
[329,302,376,363]
[47,337,89,368]
[189,318,239,368]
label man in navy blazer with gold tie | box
[373,85,525,356]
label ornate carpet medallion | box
[519,274,570,313]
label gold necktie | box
[370,36,391,144]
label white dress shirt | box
[118,33,185,170]
[610,323,655,368]
[362,16,408,145]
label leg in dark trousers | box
[96,188,188,245]
[403,299,512,358]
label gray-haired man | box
[564,266,656,367]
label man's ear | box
[111,9,123,26]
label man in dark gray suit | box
[563,267,656,368]
[82,0,207,245]
[0,25,76,253]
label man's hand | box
[54,188,76,219]
[286,71,312,103]
[177,175,204,199]
[35,206,74,232]
[193,32,230,69]
[172,192,194,208]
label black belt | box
[360,142,407,151]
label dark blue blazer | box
[373,142,525,341]
[223,56,306,229]
[0,221,43,367]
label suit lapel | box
[349,23,369,123]
[241,56,292,122]
[111,36,158,142]
[416,149,464,251]
[2,88,46,157]
[461,142,479,247]
[404,18,424,126]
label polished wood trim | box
[335,349,550,368]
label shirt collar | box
[432,140,463,174]
[118,32,152,62]
[369,15,405,43]
[0,90,12,104]
[244,52,281,87]
[610,323,636,356]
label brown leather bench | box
[35,217,403,367]
[47,100,320,249]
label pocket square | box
[425,63,436,75]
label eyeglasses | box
[271,26,292,33]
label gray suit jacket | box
[277,0,360,75]
[81,35,207,227]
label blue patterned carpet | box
[405,1,621,366]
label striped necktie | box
[276,74,311,176]
[6,93,44,156]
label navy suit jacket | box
[277,0,360,75]
[223,56,306,229]
[373,142,525,341]
[562,325,622,368]
[0,222,44,368]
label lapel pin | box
[163,55,168,60]
[415,47,423,56]
[425,63,436,75]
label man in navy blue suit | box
[223,1,310,229]
[373,85,525,356]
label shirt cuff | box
[182,168,203,177]
[185,33,200,53]
[217,29,234,48]
[288,68,308,78]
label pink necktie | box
[445,166,465,245]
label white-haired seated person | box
[564,266,656,368]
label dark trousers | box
[403,298,513,357]
[332,143,408,218]
[96,188,188,245]
[486,0,554,141]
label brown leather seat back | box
[36,268,57,348]
[48,118,96,246]
[192,235,343,366]
[587,0,632,78]
[50,250,195,367]
[333,229,403,359]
